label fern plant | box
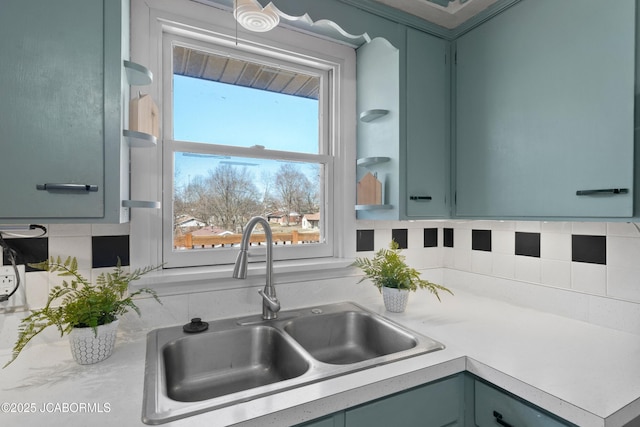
[4,256,161,368]
[352,240,453,300]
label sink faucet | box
[232,216,281,320]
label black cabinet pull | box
[36,183,99,192]
[576,188,628,196]
[409,196,432,201]
[493,410,514,427]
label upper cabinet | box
[356,28,451,220]
[0,0,150,223]
[454,0,636,218]
[404,28,451,218]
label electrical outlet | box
[0,265,27,310]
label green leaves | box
[352,240,453,301]
[3,256,162,368]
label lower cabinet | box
[345,375,462,427]
[296,373,575,427]
[297,375,464,427]
[474,379,574,427]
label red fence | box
[174,230,321,249]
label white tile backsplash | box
[571,262,607,295]
[470,250,492,275]
[491,253,515,279]
[606,222,640,237]
[492,230,515,254]
[515,221,541,232]
[540,232,571,261]
[48,236,92,270]
[514,255,541,283]
[7,218,640,337]
[541,221,572,234]
[607,267,640,301]
[91,222,130,236]
[541,259,571,289]
[47,224,92,237]
[607,236,640,267]
[572,222,607,235]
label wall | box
[356,219,640,335]
[0,224,130,311]
[2,218,640,337]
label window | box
[155,20,352,269]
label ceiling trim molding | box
[208,0,523,41]
[451,0,522,38]
[337,0,523,40]
[338,0,455,39]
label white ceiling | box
[371,0,498,29]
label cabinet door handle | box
[36,183,99,192]
[493,411,514,427]
[576,188,628,196]
[410,195,432,201]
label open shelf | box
[355,204,393,211]
[124,60,153,86]
[359,109,389,123]
[123,129,157,148]
[122,200,161,209]
[357,157,391,168]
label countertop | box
[2,288,640,427]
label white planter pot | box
[382,287,410,313]
[68,319,119,365]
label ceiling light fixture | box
[234,0,280,32]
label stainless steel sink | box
[143,302,444,425]
[282,310,418,364]
[163,326,309,402]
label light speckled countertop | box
[1,289,640,427]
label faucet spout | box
[232,216,280,320]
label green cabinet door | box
[455,0,635,218]
[0,0,130,223]
[404,28,451,218]
[345,376,463,427]
[474,379,574,427]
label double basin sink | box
[142,301,444,424]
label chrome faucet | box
[232,216,281,320]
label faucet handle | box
[258,289,281,313]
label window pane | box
[173,46,320,154]
[173,153,323,252]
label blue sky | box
[173,75,319,190]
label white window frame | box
[129,0,356,278]
[163,34,334,268]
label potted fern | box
[4,256,161,367]
[352,240,453,312]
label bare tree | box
[274,163,313,224]
[206,164,261,231]
[174,175,211,226]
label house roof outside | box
[304,212,321,221]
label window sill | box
[132,257,357,297]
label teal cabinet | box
[474,379,574,427]
[357,27,451,220]
[454,0,635,218]
[345,375,463,427]
[295,375,464,427]
[404,28,451,218]
[294,374,579,427]
[0,0,135,223]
